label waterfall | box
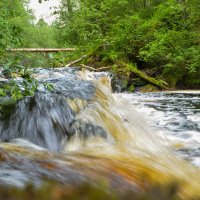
[0,68,199,198]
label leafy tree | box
[54,0,200,89]
[1,0,200,89]
[25,18,57,48]
[0,0,58,101]
[0,0,34,50]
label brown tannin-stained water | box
[0,68,200,199]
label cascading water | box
[0,67,200,198]
[117,92,200,167]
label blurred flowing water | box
[116,92,200,167]
[0,68,200,198]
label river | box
[117,92,200,167]
[0,68,200,199]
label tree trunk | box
[7,48,76,53]
[116,60,168,90]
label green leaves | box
[43,83,54,91]
[0,0,199,90]
[0,56,39,100]
[0,89,7,97]
[0,0,34,51]
[53,0,200,88]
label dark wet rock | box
[69,120,107,140]
[0,93,74,151]
[111,76,128,92]
[0,69,108,151]
[40,77,95,100]
[0,92,108,151]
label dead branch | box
[65,55,88,68]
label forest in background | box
[0,0,200,91]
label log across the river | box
[7,48,76,53]
[116,60,168,90]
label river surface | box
[1,68,200,198]
[117,92,200,167]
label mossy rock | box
[139,84,160,93]
[128,84,135,92]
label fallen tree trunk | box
[7,48,76,53]
[116,60,168,90]
[62,55,111,71]
[79,64,96,71]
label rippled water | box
[116,92,200,167]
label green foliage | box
[0,0,59,68]
[43,82,54,91]
[128,84,135,92]
[1,0,200,89]
[0,0,34,50]
[24,19,58,48]
[55,0,200,89]
[2,51,69,68]
[0,57,39,100]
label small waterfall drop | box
[0,68,200,198]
